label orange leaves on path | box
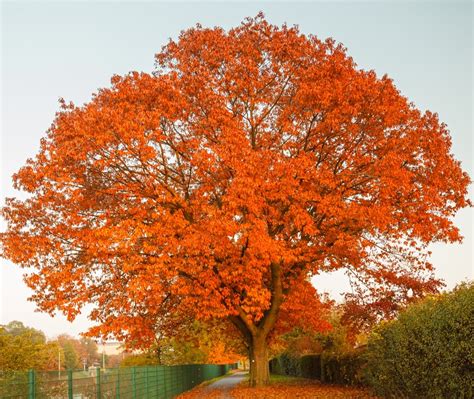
[229,384,378,399]
[178,380,378,399]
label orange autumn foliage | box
[173,319,245,365]
[1,14,470,385]
[206,340,241,365]
[178,378,378,399]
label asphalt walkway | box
[204,371,248,398]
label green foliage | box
[365,282,474,398]
[270,311,366,385]
[0,321,101,371]
[119,336,209,367]
[2,321,46,343]
[276,328,323,358]
[79,337,100,365]
[62,341,78,370]
[53,334,99,370]
[120,353,161,367]
[0,321,58,371]
[300,355,322,379]
[270,350,365,385]
[269,353,302,377]
[315,312,354,354]
[163,337,208,365]
[320,349,365,386]
[119,319,243,368]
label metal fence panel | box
[0,363,237,399]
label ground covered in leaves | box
[178,374,378,398]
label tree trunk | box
[229,262,284,387]
[248,335,270,387]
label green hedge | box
[269,353,305,377]
[269,351,363,385]
[320,350,366,385]
[364,283,474,398]
[300,355,322,379]
[270,284,473,396]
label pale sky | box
[1,1,472,339]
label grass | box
[269,373,313,384]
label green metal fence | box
[0,363,237,399]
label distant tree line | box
[0,321,100,371]
[0,319,243,372]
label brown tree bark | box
[248,334,270,386]
[230,262,283,387]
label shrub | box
[120,353,160,367]
[365,282,474,398]
[320,349,366,385]
[269,353,302,376]
[300,355,321,379]
[270,351,365,384]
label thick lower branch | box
[258,261,283,335]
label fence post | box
[27,369,35,399]
[145,367,149,398]
[116,368,120,399]
[163,367,168,398]
[68,369,73,399]
[96,367,101,399]
[132,367,136,399]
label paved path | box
[204,371,248,398]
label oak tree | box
[1,15,470,386]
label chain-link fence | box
[0,363,238,398]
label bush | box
[300,355,321,379]
[365,283,474,398]
[269,353,302,377]
[270,351,365,384]
[320,350,365,385]
[120,353,160,367]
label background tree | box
[120,352,160,368]
[54,335,80,370]
[107,353,125,368]
[120,319,244,366]
[162,320,244,365]
[51,334,99,370]
[2,321,45,343]
[0,14,470,386]
[78,337,100,368]
[62,341,78,370]
[0,322,59,371]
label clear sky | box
[1,1,472,339]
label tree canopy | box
[0,321,58,371]
[1,14,470,385]
[0,322,100,371]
